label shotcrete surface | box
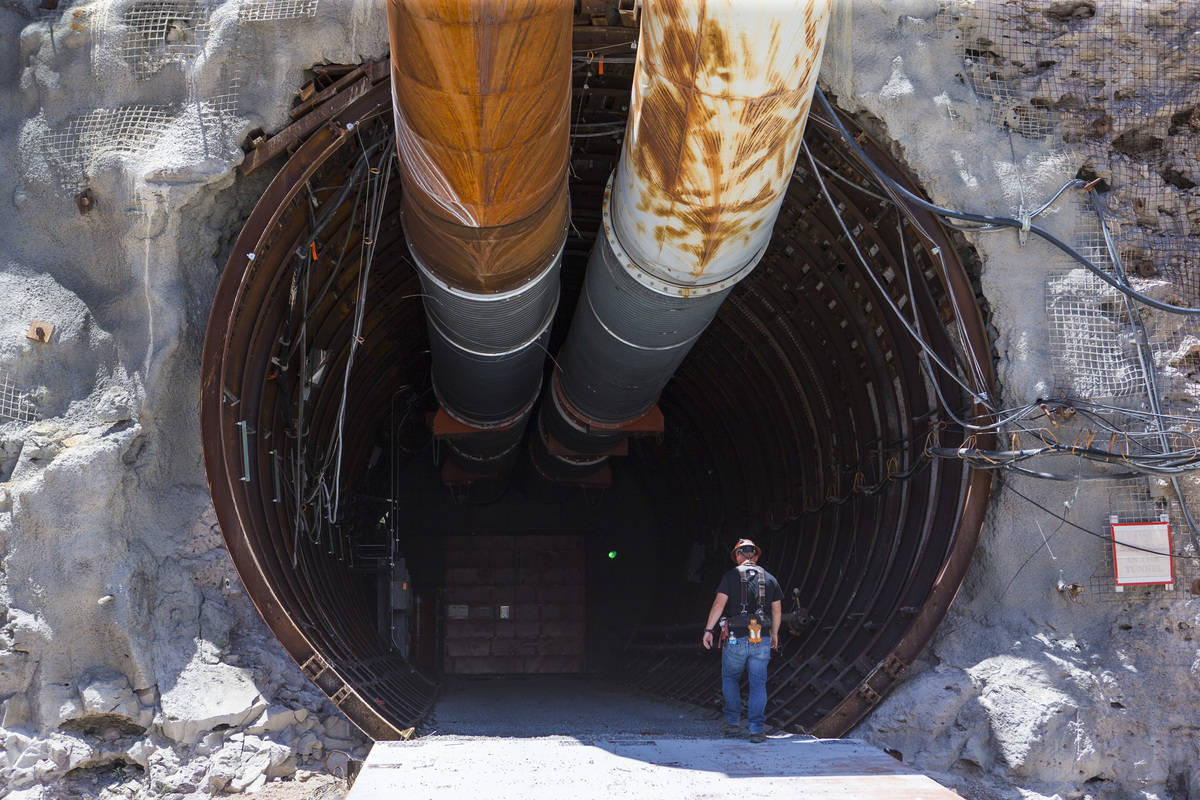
[0,0,1197,799]
[1,0,382,796]
[824,3,1200,799]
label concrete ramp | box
[348,735,961,799]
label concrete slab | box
[348,735,961,799]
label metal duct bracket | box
[427,408,528,485]
[532,371,664,486]
[543,375,664,460]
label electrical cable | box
[1005,465,1141,481]
[569,130,627,139]
[1090,191,1200,556]
[894,203,1042,431]
[804,453,933,512]
[285,132,396,550]
[1006,483,1198,561]
[804,154,893,203]
[803,141,991,408]
[326,137,395,526]
[808,89,1200,559]
[809,118,995,403]
[806,139,1110,437]
[927,444,1200,469]
[811,88,1200,318]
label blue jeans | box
[721,637,771,733]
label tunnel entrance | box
[201,54,994,741]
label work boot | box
[749,732,766,743]
[720,722,740,738]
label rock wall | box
[1,0,1197,798]
[1,0,384,795]
[824,2,1200,799]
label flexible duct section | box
[201,42,994,741]
[387,0,571,473]
[539,0,831,469]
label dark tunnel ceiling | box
[200,44,995,741]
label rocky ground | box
[830,2,1200,798]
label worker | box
[701,538,782,743]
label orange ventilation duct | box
[387,0,572,475]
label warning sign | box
[1111,521,1174,587]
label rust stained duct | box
[387,0,572,471]
[615,0,832,285]
[387,0,572,292]
[540,0,832,466]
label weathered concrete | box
[349,736,962,800]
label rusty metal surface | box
[802,104,996,735]
[239,59,388,177]
[442,535,586,674]
[535,0,833,465]
[25,321,53,343]
[387,0,572,293]
[201,78,426,741]
[611,0,831,288]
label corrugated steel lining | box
[626,113,994,734]
[200,39,993,741]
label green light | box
[607,550,618,560]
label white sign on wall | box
[1110,520,1174,587]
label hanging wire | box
[283,130,398,557]
[1007,483,1195,561]
[805,88,1200,556]
[811,88,1200,317]
[326,136,396,525]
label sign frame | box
[1110,517,1175,588]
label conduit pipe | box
[540,0,832,465]
[387,0,572,473]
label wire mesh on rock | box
[0,370,39,424]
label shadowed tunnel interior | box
[201,52,994,741]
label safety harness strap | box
[732,564,768,626]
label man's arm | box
[770,599,782,649]
[701,592,729,650]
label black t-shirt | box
[717,564,782,636]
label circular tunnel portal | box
[201,62,994,740]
